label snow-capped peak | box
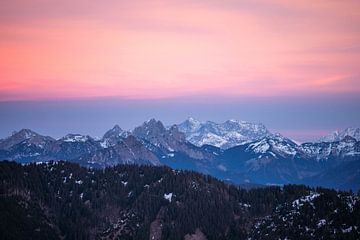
[318,127,360,142]
[178,117,202,132]
[246,134,298,156]
[178,118,271,149]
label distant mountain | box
[0,122,359,190]
[177,117,271,149]
[218,134,315,185]
[53,134,101,160]
[302,135,360,160]
[218,134,360,188]
[319,127,360,142]
[100,125,130,148]
[79,135,161,167]
[132,118,210,160]
[1,161,359,239]
[0,129,159,168]
[0,129,55,150]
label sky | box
[0,0,360,141]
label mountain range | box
[0,118,359,191]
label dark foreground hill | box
[0,161,359,240]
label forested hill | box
[1,161,359,240]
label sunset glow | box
[1,0,360,101]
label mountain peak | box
[319,127,360,142]
[179,117,202,133]
[144,118,160,125]
[103,125,126,138]
[178,118,271,149]
[187,117,201,123]
[13,128,39,139]
[246,134,298,156]
[112,124,121,131]
[100,125,129,148]
[135,119,166,135]
[0,128,54,150]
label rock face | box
[318,127,360,142]
[100,125,130,148]
[0,129,55,161]
[178,118,271,149]
[132,119,209,160]
[80,135,161,167]
[0,129,55,150]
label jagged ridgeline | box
[1,161,359,240]
[1,121,360,191]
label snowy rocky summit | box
[132,119,208,160]
[246,134,298,157]
[100,125,130,148]
[318,127,360,142]
[177,117,272,149]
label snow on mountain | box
[132,119,210,160]
[301,135,360,160]
[100,125,130,148]
[61,134,92,143]
[245,133,359,162]
[178,118,272,149]
[0,129,55,150]
[246,134,298,157]
[318,127,360,142]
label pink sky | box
[1,0,360,101]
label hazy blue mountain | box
[0,121,359,190]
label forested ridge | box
[0,160,359,240]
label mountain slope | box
[1,161,359,240]
[218,135,360,189]
[0,129,55,150]
[78,135,161,167]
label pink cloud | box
[0,0,360,101]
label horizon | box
[1,94,359,142]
